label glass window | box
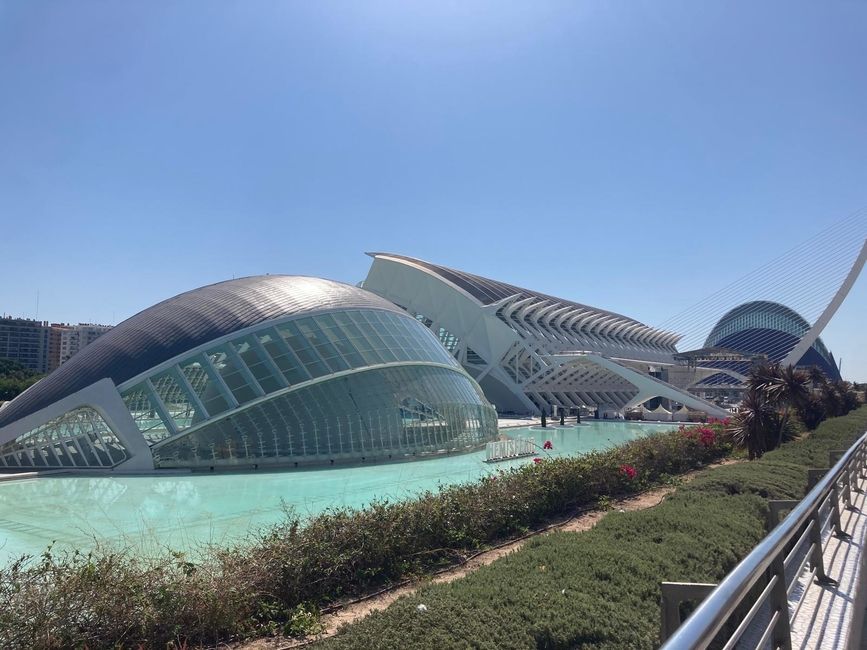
[257,330,309,385]
[234,336,285,395]
[150,371,200,434]
[181,356,231,416]
[277,321,331,378]
[296,318,350,372]
[207,346,259,405]
[315,315,366,368]
[122,385,172,443]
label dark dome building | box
[703,300,841,380]
[0,276,497,472]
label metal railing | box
[659,431,867,650]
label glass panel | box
[277,321,331,378]
[315,315,367,369]
[341,316,383,365]
[235,336,284,395]
[181,356,231,416]
[207,346,259,405]
[295,317,350,372]
[122,385,172,442]
[257,330,309,385]
[150,371,199,435]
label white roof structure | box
[363,253,727,417]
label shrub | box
[321,407,867,650]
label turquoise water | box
[0,421,672,564]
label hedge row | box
[321,407,867,650]
[0,424,732,648]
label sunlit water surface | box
[0,421,673,564]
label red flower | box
[619,464,637,480]
[699,429,716,447]
[533,457,543,464]
[543,440,553,450]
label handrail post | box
[829,483,852,539]
[809,506,836,585]
[856,444,867,491]
[830,450,860,508]
[807,468,827,491]
[767,500,799,532]
[769,554,793,650]
[659,582,717,643]
[659,586,681,644]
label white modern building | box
[0,276,498,472]
[362,253,729,418]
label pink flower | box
[533,457,543,464]
[543,440,553,450]
[699,430,716,447]
[619,464,637,480]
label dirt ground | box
[230,460,735,650]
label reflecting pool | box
[0,421,673,564]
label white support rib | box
[144,378,180,437]
[781,238,867,369]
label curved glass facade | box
[116,307,496,468]
[153,365,495,468]
[0,407,128,469]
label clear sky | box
[1,1,866,380]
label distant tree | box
[0,358,43,401]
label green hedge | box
[0,423,732,648]
[321,407,867,650]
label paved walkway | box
[789,475,867,649]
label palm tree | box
[732,387,780,459]
[747,360,781,392]
[808,366,828,392]
[822,382,844,418]
[747,363,810,447]
[773,366,811,411]
[834,380,860,415]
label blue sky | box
[1,1,866,379]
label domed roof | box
[704,300,811,349]
[0,276,402,428]
[703,300,839,379]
